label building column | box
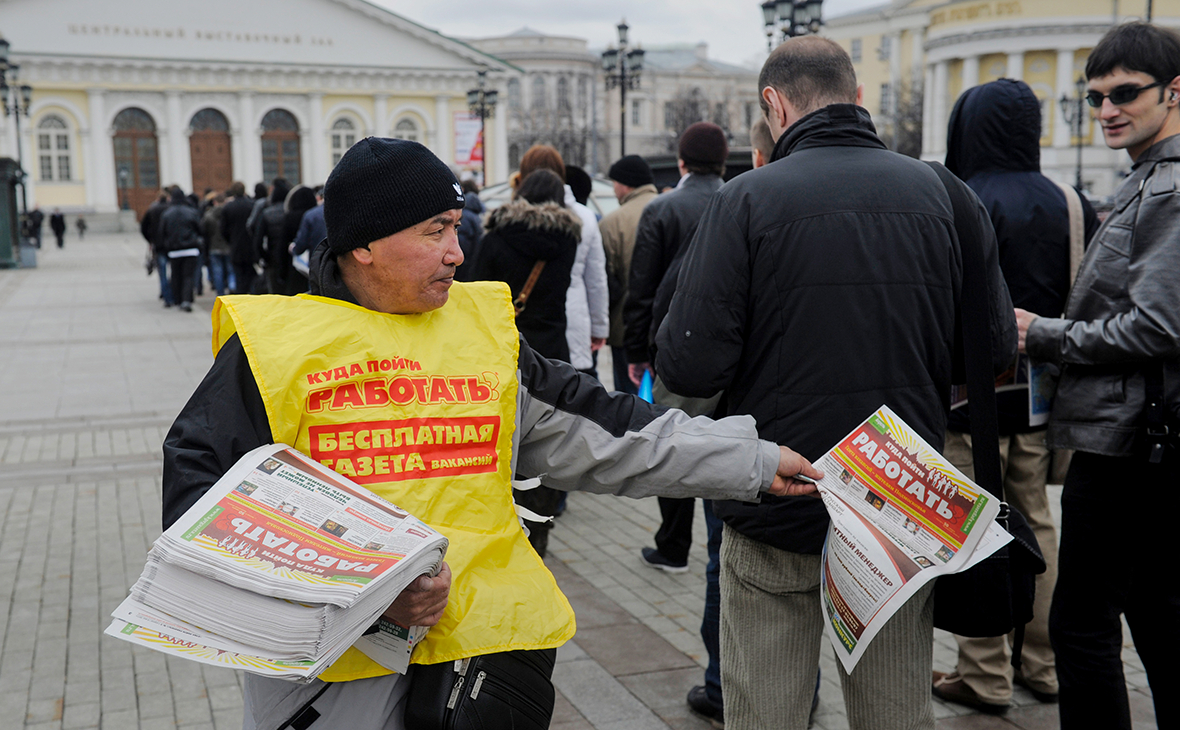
[238,92,261,185]
[1007,51,1025,81]
[932,60,950,155]
[230,120,245,187]
[87,89,118,212]
[434,95,452,165]
[165,90,190,190]
[308,93,326,185]
[910,29,925,87]
[1054,49,1078,148]
[961,55,980,93]
[79,118,98,212]
[373,95,388,136]
[922,63,935,156]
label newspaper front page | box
[106,443,446,680]
[814,407,1011,673]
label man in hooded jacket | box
[932,78,1099,715]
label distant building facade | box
[0,0,510,221]
[825,0,1179,195]
[469,29,761,176]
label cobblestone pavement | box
[0,234,1156,729]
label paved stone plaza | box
[0,233,1157,729]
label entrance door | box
[112,108,161,220]
[260,109,301,184]
[189,108,233,196]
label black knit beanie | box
[608,155,654,188]
[678,122,728,166]
[324,137,464,255]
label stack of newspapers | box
[105,443,448,682]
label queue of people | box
[154,19,1178,730]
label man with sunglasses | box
[1015,22,1180,730]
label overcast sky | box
[369,0,884,69]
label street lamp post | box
[118,168,130,211]
[1059,76,1088,191]
[761,0,826,50]
[601,20,645,158]
[0,39,33,242]
[466,68,498,186]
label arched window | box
[331,118,357,166]
[37,114,72,182]
[507,78,522,109]
[261,108,301,184]
[531,76,546,109]
[393,118,419,143]
[557,76,570,110]
[189,108,232,194]
[112,107,160,220]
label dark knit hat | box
[324,137,464,255]
[608,155,654,188]
[678,122,728,166]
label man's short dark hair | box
[758,36,858,117]
[1086,22,1180,85]
[683,160,726,176]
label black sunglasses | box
[1085,81,1166,108]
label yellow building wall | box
[29,89,91,184]
[33,185,88,208]
[1021,51,1057,146]
[322,94,375,125]
[948,59,964,105]
[979,53,1008,83]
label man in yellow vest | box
[162,137,822,730]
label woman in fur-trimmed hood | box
[469,169,582,362]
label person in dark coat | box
[932,78,1100,715]
[280,185,318,294]
[49,209,66,248]
[470,169,579,362]
[467,168,582,560]
[655,37,1016,730]
[245,181,274,242]
[27,205,44,248]
[455,179,484,280]
[253,179,292,294]
[141,191,172,306]
[220,182,258,294]
[157,187,204,312]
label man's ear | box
[762,86,789,136]
[855,83,865,107]
[349,246,374,266]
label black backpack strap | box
[925,162,1004,504]
[926,162,1027,672]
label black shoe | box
[687,686,723,728]
[1014,672,1058,703]
[640,547,688,573]
[179,303,193,312]
[932,671,1008,714]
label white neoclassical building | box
[0,0,512,221]
[825,0,1177,196]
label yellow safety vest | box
[211,284,576,682]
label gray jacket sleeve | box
[510,336,777,501]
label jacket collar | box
[1114,133,1180,213]
[771,103,886,163]
[620,184,658,206]
[308,239,360,305]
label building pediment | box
[0,0,506,71]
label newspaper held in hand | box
[104,443,448,682]
[816,406,1012,673]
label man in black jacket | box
[220,181,257,295]
[656,37,1016,730]
[141,191,172,306]
[932,78,1099,715]
[157,187,204,312]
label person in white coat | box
[519,146,610,376]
